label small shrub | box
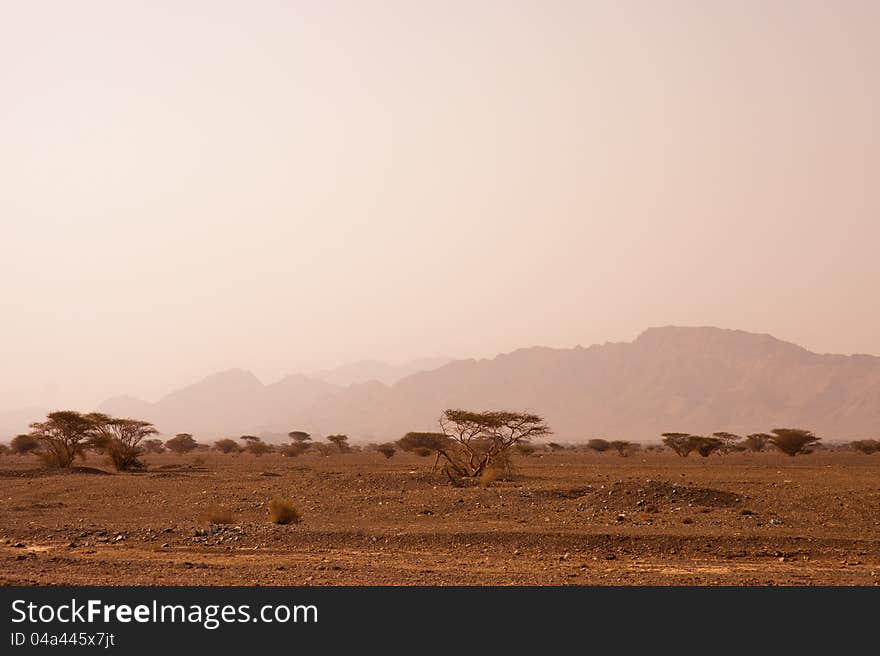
[376,444,396,459]
[587,438,610,453]
[515,443,536,456]
[208,509,235,524]
[214,439,242,454]
[609,440,639,457]
[850,439,880,455]
[312,443,334,457]
[38,449,86,467]
[269,499,302,525]
[10,434,40,455]
[691,436,723,458]
[245,441,273,456]
[479,467,500,488]
[279,443,308,457]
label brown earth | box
[1,450,879,585]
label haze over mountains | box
[4,327,879,442]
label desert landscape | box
[2,444,878,586]
[3,2,879,598]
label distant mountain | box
[98,369,338,439]
[91,327,880,442]
[311,358,451,387]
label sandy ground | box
[1,450,879,585]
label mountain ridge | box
[85,326,880,442]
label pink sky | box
[1,1,878,410]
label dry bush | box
[208,509,235,524]
[692,436,723,457]
[479,467,500,487]
[610,440,639,457]
[487,449,516,480]
[269,499,302,525]
[214,439,242,454]
[850,439,880,455]
[312,443,334,457]
[10,434,40,455]
[376,443,396,459]
[515,443,536,456]
[743,433,770,452]
[0,444,9,456]
[279,443,308,457]
[397,432,452,458]
[245,440,274,456]
[38,448,86,468]
[587,438,610,453]
[192,455,207,467]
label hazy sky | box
[1,1,879,410]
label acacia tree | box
[165,433,197,454]
[288,431,311,444]
[609,440,639,457]
[768,428,820,456]
[662,433,696,457]
[743,433,771,452]
[435,409,551,479]
[142,439,166,454]
[712,432,744,454]
[87,413,158,471]
[29,411,96,468]
[326,434,350,453]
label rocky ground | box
[1,450,878,585]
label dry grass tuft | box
[268,498,302,525]
[479,467,501,488]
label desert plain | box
[1,449,879,586]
